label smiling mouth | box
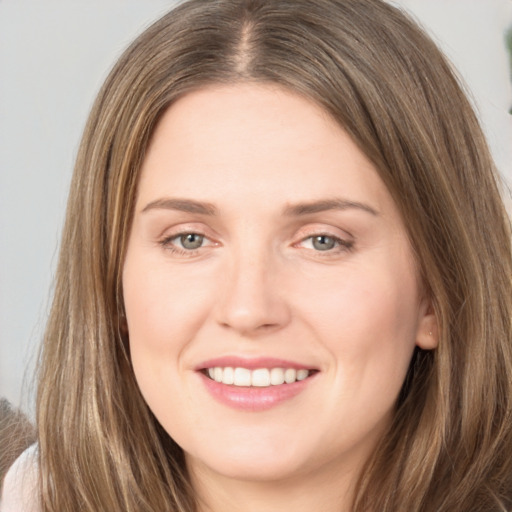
[202,367,318,387]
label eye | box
[311,235,337,251]
[177,233,205,250]
[298,234,353,253]
[159,232,213,255]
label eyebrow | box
[142,198,217,215]
[283,198,378,216]
[141,197,378,217]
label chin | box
[185,440,314,483]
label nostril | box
[260,323,279,330]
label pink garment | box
[1,444,39,512]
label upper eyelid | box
[157,223,215,240]
[159,233,352,258]
[156,223,354,245]
[296,233,352,248]
[163,230,208,240]
[159,233,216,257]
[293,224,354,242]
[300,233,345,242]
[162,232,213,246]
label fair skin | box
[123,84,437,512]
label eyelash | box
[296,233,354,254]
[158,232,354,257]
[159,232,212,257]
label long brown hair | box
[37,0,512,510]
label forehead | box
[136,83,395,217]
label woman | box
[3,0,512,510]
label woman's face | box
[123,84,436,486]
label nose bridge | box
[215,237,289,335]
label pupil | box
[313,235,335,251]
[181,233,203,249]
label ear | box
[120,315,129,336]
[117,306,129,337]
[415,298,438,350]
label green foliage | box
[506,25,512,114]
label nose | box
[214,247,291,336]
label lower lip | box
[199,372,316,411]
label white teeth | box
[284,368,296,384]
[270,367,285,385]
[223,366,234,385]
[205,367,312,387]
[213,367,223,383]
[251,368,270,387]
[297,369,309,381]
[234,367,252,386]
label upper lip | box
[196,356,317,371]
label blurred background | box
[1,0,511,416]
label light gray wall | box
[395,0,512,183]
[0,1,177,413]
[1,1,511,414]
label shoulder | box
[1,444,40,512]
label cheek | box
[123,258,213,355]
[123,266,173,404]
[295,258,421,387]
[302,267,420,442]
[124,274,172,360]
[122,258,204,426]
[122,254,223,421]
